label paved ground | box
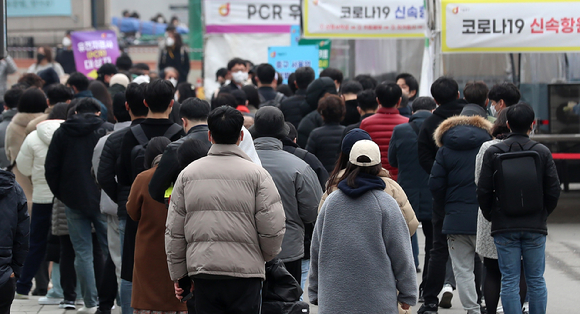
[11,223,580,314]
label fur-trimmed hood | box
[434,115,493,149]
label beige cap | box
[349,140,381,167]
[109,73,130,88]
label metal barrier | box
[7,36,34,59]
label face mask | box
[489,103,498,117]
[62,37,71,47]
[36,53,46,63]
[166,37,175,47]
[232,71,248,84]
[169,77,178,87]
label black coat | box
[159,46,190,83]
[306,123,345,174]
[417,99,467,175]
[55,49,76,74]
[98,119,145,219]
[342,99,360,126]
[45,114,113,213]
[282,138,329,191]
[388,111,433,221]
[477,134,561,235]
[0,170,29,286]
[149,124,211,204]
[429,116,492,235]
[280,89,309,128]
[297,110,323,148]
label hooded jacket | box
[0,170,29,287]
[418,99,467,175]
[430,115,492,235]
[477,133,560,235]
[254,137,322,262]
[359,106,409,180]
[296,77,337,148]
[342,99,360,126]
[280,89,309,128]
[16,119,64,204]
[165,144,286,281]
[306,122,345,173]
[0,108,17,168]
[319,168,418,236]
[45,113,113,213]
[309,181,417,313]
[388,110,433,221]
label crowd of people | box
[0,55,561,314]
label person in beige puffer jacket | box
[165,107,285,313]
[320,129,419,236]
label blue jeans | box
[65,207,108,308]
[120,279,133,314]
[412,233,420,268]
[16,203,52,295]
[494,232,547,314]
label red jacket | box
[360,107,409,180]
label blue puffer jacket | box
[388,110,433,221]
[429,115,492,235]
[0,170,29,287]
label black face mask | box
[36,53,46,63]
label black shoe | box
[96,309,111,314]
[417,303,438,314]
[59,300,76,310]
[480,305,488,314]
[32,288,47,296]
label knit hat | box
[306,77,338,111]
[349,140,381,167]
[109,74,130,88]
[249,106,290,139]
[341,128,372,154]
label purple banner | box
[71,31,120,78]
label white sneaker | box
[77,306,98,314]
[522,302,529,314]
[76,298,85,305]
[14,293,29,300]
[439,284,454,309]
[39,296,64,305]
[497,305,504,314]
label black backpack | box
[492,140,543,217]
[260,92,287,108]
[129,124,182,180]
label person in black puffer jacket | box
[280,67,315,129]
[297,77,337,148]
[306,95,346,173]
[0,169,29,314]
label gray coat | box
[254,137,322,262]
[309,189,418,313]
[0,109,17,168]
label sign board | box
[204,0,300,34]
[268,45,319,83]
[303,0,426,38]
[7,0,72,17]
[299,39,331,72]
[71,31,121,79]
[441,0,580,53]
[290,25,301,45]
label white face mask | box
[232,71,248,84]
[489,103,498,117]
[166,37,175,47]
[62,37,71,47]
[169,78,178,87]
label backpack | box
[129,124,182,180]
[492,140,544,217]
[260,92,287,108]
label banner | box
[7,0,72,17]
[268,46,320,83]
[204,0,300,34]
[441,0,580,53]
[71,31,121,79]
[303,0,426,38]
[299,39,331,73]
